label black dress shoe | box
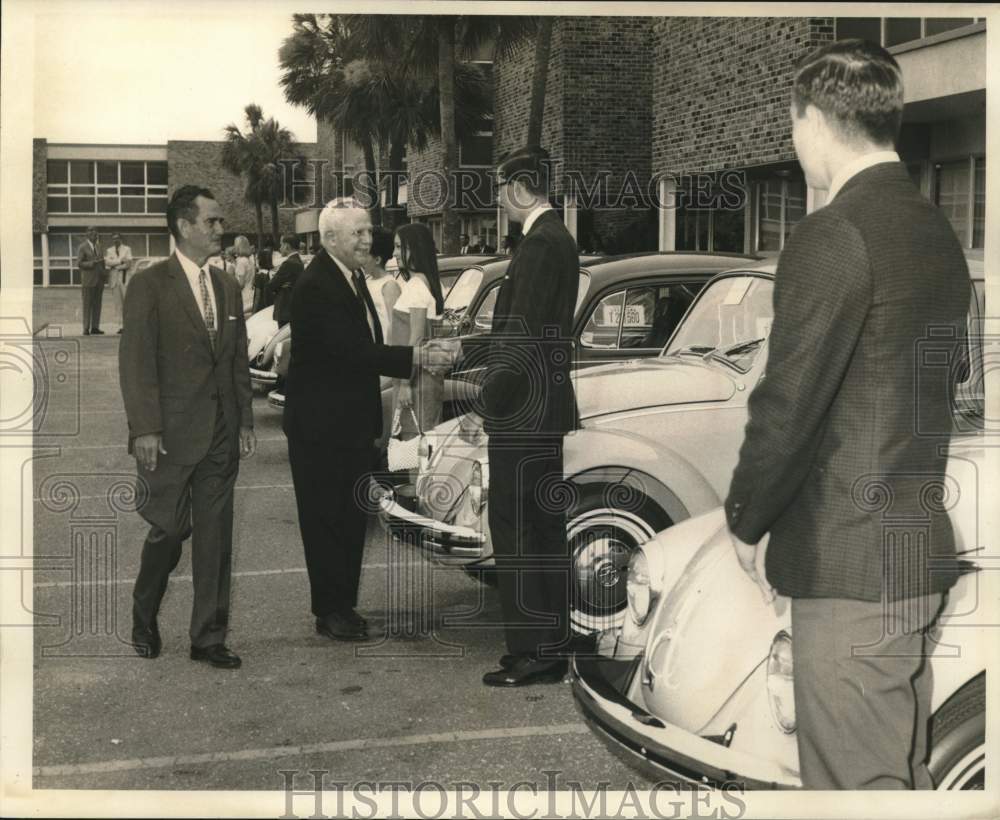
[132,623,161,659]
[483,656,568,687]
[342,608,368,629]
[316,612,369,642]
[91,329,105,335]
[190,644,242,669]
[83,330,91,336]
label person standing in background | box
[104,234,132,334]
[77,227,107,335]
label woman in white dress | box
[391,223,446,442]
[232,235,257,315]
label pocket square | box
[228,316,238,320]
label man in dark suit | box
[119,185,256,669]
[721,40,970,788]
[283,198,454,642]
[459,146,580,687]
[77,227,107,335]
[265,234,304,328]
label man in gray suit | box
[77,227,107,335]
[119,185,256,669]
[722,40,969,788]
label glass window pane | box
[972,158,985,249]
[757,180,782,252]
[50,268,71,286]
[47,196,69,213]
[121,185,144,196]
[460,134,493,167]
[97,186,117,195]
[70,185,95,196]
[925,18,974,36]
[34,268,43,286]
[70,161,94,183]
[148,233,170,257]
[580,290,625,349]
[620,287,658,349]
[97,196,118,213]
[49,233,70,256]
[124,234,148,256]
[121,161,145,185]
[96,161,118,184]
[146,163,168,185]
[444,268,484,311]
[33,233,42,255]
[784,177,806,242]
[70,197,95,213]
[147,196,168,214]
[47,161,68,184]
[121,196,145,213]
[473,285,500,330]
[711,206,746,253]
[885,18,921,46]
[835,18,882,43]
[935,160,970,245]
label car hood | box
[638,512,789,733]
[574,358,737,421]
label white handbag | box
[386,405,424,473]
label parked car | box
[262,253,501,408]
[570,434,986,789]
[379,256,985,633]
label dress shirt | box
[330,252,375,340]
[175,248,218,327]
[827,150,901,202]
[521,203,553,236]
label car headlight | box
[468,459,489,515]
[626,549,652,625]
[418,436,431,476]
[766,630,796,733]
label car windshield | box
[444,268,484,312]
[662,274,774,373]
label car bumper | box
[250,366,278,391]
[571,653,797,790]
[377,487,485,561]
[267,389,284,410]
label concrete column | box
[563,193,577,241]
[658,178,677,251]
[497,206,508,244]
[41,232,50,287]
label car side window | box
[580,290,625,349]
[620,283,702,350]
[473,284,501,330]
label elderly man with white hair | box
[282,198,457,642]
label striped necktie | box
[198,269,216,346]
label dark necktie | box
[353,269,383,345]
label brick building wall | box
[167,140,319,238]
[652,17,835,176]
[33,138,47,232]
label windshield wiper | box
[667,344,715,358]
[719,337,765,358]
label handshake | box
[417,338,461,375]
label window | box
[444,268,485,312]
[581,284,702,351]
[46,160,168,215]
[755,175,805,253]
[835,17,981,48]
[472,284,500,330]
[460,133,493,168]
[935,157,985,249]
[39,230,169,285]
[580,290,625,349]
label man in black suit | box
[283,199,455,642]
[721,40,969,788]
[460,146,580,687]
[119,186,256,669]
[265,234,303,329]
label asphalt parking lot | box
[28,293,653,794]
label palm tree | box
[221,103,297,247]
[526,18,553,148]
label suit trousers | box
[132,404,240,648]
[487,435,570,658]
[791,593,946,789]
[82,284,104,332]
[286,435,375,617]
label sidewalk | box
[33,286,123,336]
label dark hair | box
[370,226,394,266]
[281,233,301,251]
[395,223,444,315]
[792,39,903,147]
[167,185,215,240]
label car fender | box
[564,427,721,526]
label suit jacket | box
[472,210,579,436]
[77,239,107,287]
[264,252,304,324]
[104,243,133,276]
[119,254,254,465]
[724,162,970,602]
[283,247,413,448]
